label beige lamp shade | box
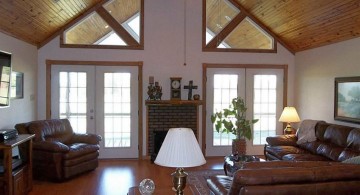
[154,128,206,168]
[279,107,301,123]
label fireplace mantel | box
[145,100,204,106]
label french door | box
[51,65,139,159]
[206,67,284,156]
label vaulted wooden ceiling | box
[0,0,360,53]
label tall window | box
[253,75,277,145]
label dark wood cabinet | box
[0,134,34,195]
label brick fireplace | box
[145,100,203,161]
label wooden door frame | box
[46,59,143,159]
[202,63,288,154]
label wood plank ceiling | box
[0,0,360,53]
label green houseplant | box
[211,97,258,155]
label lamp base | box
[171,168,188,195]
[284,123,295,135]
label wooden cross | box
[184,80,198,100]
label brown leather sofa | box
[207,161,360,195]
[15,119,102,181]
[265,121,360,161]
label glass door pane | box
[51,65,96,135]
[213,74,238,146]
[104,73,131,148]
[95,66,139,159]
[59,72,88,134]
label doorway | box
[49,62,142,159]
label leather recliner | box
[15,119,102,181]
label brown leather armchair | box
[15,119,101,181]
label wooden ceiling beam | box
[205,12,246,48]
[96,6,138,46]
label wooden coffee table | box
[128,184,198,195]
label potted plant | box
[211,97,259,155]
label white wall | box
[295,37,360,128]
[0,33,37,129]
[38,0,295,155]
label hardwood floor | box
[29,157,224,195]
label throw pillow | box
[342,156,360,164]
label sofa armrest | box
[33,141,69,153]
[207,175,233,195]
[266,134,297,146]
[71,133,102,144]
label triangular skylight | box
[204,0,276,52]
[61,0,143,49]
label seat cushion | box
[266,146,308,159]
[64,151,99,166]
[64,143,100,160]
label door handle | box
[90,116,94,120]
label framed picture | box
[334,76,360,123]
[11,71,24,99]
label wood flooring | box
[29,157,224,195]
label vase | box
[232,139,246,155]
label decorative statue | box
[147,82,162,100]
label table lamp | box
[279,107,301,134]
[154,128,206,195]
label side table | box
[223,154,263,176]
